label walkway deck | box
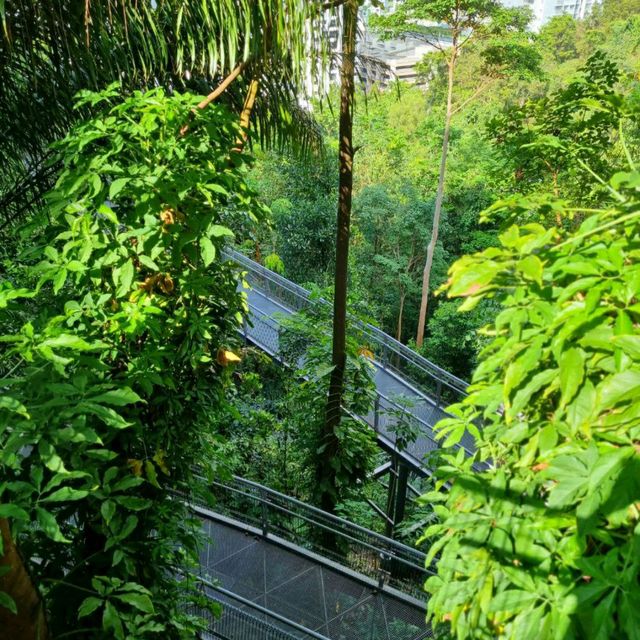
[224,248,474,472]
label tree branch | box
[451,78,495,116]
[232,78,260,155]
[179,61,247,135]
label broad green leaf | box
[41,487,89,502]
[598,370,640,408]
[109,178,129,200]
[78,596,103,619]
[36,508,69,543]
[40,334,96,351]
[208,224,234,238]
[0,504,29,520]
[103,601,124,639]
[199,236,216,267]
[0,592,17,615]
[559,348,585,406]
[116,259,134,298]
[89,388,143,407]
[488,589,538,612]
[114,592,154,614]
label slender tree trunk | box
[320,0,358,515]
[0,519,48,639]
[396,288,405,342]
[416,51,457,348]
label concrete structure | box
[502,0,602,30]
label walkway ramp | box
[223,248,475,472]
[192,476,432,640]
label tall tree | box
[321,0,360,515]
[372,0,536,347]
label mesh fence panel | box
[197,507,433,640]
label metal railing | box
[238,297,477,465]
[194,475,433,601]
[224,247,469,401]
[195,581,332,640]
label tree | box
[322,0,361,515]
[488,52,623,213]
[422,73,640,640]
[372,0,538,347]
[0,0,335,191]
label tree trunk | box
[396,289,405,342]
[320,0,358,515]
[0,519,48,640]
[416,52,457,348]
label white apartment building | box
[502,0,602,30]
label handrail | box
[241,301,477,464]
[197,579,332,640]
[230,475,429,566]
[194,475,432,600]
[223,246,469,397]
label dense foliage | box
[423,90,640,639]
[0,87,263,637]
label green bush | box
[423,166,640,636]
[0,86,265,637]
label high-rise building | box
[502,0,602,30]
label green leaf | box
[40,334,97,351]
[144,460,160,488]
[53,268,68,293]
[78,596,103,619]
[138,255,159,271]
[199,236,216,267]
[78,402,132,430]
[103,601,124,639]
[41,487,89,502]
[36,508,69,543]
[114,592,154,614]
[559,348,585,406]
[598,370,640,408]
[488,589,538,613]
[208,224,234,238]
[109,178,129,200]
[116,259,134,298]
[101,500,116,526]
[0,504,29,520]
[89,388,143,407]
[0,592,17,615]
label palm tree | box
[0,0,337,194]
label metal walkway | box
[192,476,432,640]
[223,248,474,472]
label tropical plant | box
[421,97,640,638]
[488,52,624,213]
[0,0,335,193]
[280,296,378,512]
[0,86,265,638]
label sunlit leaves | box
[424,140,640,635]
[0,87,261,636]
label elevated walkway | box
[223,248,474,472]
[192,476,432,640]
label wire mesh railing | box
[195,581,332,640]
[223,247,469,403]
[239,300,477,463]
[193,475,433,602]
